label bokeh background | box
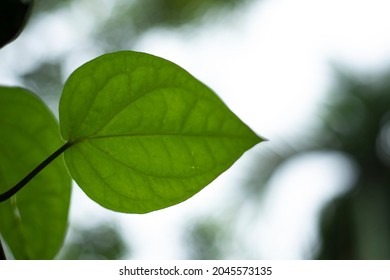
[2,0,390,259]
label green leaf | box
[0,86,71,259]
[60,51,262,214]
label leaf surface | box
[60,51,262,213]
[0,87,71,259]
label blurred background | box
[2,0,390,259]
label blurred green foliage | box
[21,61,63,103]
[184,218,228,260]
[130,0,248,28]
[18,0,253,106]
[96,0,251,50]
[316,70,390,259]
[244,69,390,259]
[59,222,130,260]
[32,0,71,14]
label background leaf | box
[0,86,71,259]
[60,51,262,213]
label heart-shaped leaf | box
[0,86,71,259]
[60,51,262,213]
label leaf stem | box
[0,142,72,202]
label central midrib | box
[71,131,258,145]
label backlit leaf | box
[0,87,71,259]
[60,51,262,213]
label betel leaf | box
[60,51,263,213]
[0,86,71,259]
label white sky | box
[2,0,390,259]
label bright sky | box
[2,0,390,259]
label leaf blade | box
[60,51,262,213]
[0,86,71,259]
